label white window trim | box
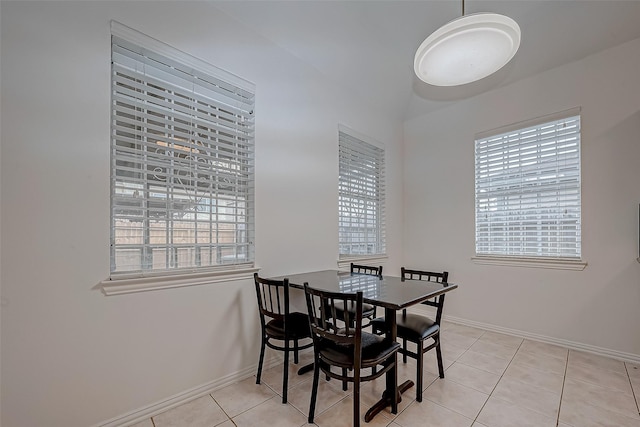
[471,255,587,270]
[474,107,582,261]
[100,265,259,296]
[337,255,389,270]
[106,21,256,289]
[338,125,386,259]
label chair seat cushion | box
[265,312,312,339]
[333,300,376,317]
[370,313,439,342]
[319,332,400,368]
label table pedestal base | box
[364,380,414,422]
[297,362,314,375]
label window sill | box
[337,255,388,270]
[100,265,259,296]
[471,256,587,271]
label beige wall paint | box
[404,36,640,357]
[0,2,404,426]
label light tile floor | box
[132,321,640,427]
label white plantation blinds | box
[339,130,386,257]
[475,112,581,259]
[110,29,255,274]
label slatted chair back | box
[400,267,449,324]
[254,274,289,326]
[351,263,383,277]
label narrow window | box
[338,129,386,257]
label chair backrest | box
[351,263,383,277]
[254,273,290,328]
[303,283,364,369]
[401,267,449,324]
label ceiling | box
[213,1,640,121]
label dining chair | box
[334,263,382,328]
[370,267,449,402]
[253,273,313,403]
[303,283,400,427]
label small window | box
[475,111,581,259]
[338,128,386,257]
[110,25,255,275]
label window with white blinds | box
[110,27,255,275]
[475,112,581,259]
[338,130,386,257]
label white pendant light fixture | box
[414,0,521,86]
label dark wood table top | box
[273,269,458,310]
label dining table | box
[271,269,458,422]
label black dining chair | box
[303,283,400,427]
[334,263,382,329]
[370,267,449,402]
[254,273,313,403]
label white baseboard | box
[93,357,281,427]
[408,304,640,365]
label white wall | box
[404,37,640,358]
[0,2,404,426]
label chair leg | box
[435,335,445,378]
[282,339,289,403]
[416,340,424,402]
[402,338,408,363]
[256,335,266,384]
[308,355,321,424]
[342,368,348,391]
[353,367,360,427]
[294,339,299,364]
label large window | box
[110,25,255,275]
[338,128,386,257]
[475,111,581,260]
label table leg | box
[365,307,413,421]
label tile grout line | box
[624,363,640,416]
[554,348,570,427]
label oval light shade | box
[414,13,521,86]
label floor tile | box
[476,396,557,427]
[569,350,627,375]
[456,349,511,375]
[477,331,523,349]
[153,395,229,427]
[141,323,640,427]
[444,361,501,394]
[562,377,639,419]
[566,360,633,393]
[468,339,518,360]
[511,349,566,374]
[394,399,474,427]
[257,351,315,395]
[287,376,348,417]
[491,376,561,419]
[444,323,486,339]
[518,339,568,360]
[211,376,276,417]
[422,378,489,419]
[502,362,564,394]
[232,396,308,427]
[312,394,393,427]
[559,395,640,427]
[441,330,481,350]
